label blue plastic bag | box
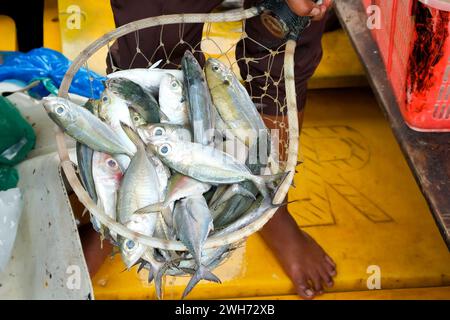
[0,48,105,99]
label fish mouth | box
[146,135,170,144]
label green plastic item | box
[0,165,19,191]
[0,96,36,190]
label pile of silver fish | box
[43,51,286,299]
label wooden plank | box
[334,0,450,249]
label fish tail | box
[182,265,221,299]
[134,202,165,215]
[154,262,171,300]
[253,171,290,200]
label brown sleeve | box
[236,0,327,115]
[108,0,223,71]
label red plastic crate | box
[362,0,396,67]
[363,0,450,131]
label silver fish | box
[181,51,214,146]
[106,77,162,123]
[129,109,147,128]
[213,196,275,236]
[99,88,137,169]
[117,125,162,224]
[173,196,220,298]
[205,58,269,150]
[148,137,283,199]
[92,152,123,240]
[119,213,158,269]
[43,97,134,157]
[135,173,210,228]
[107,65,183,96]
[159,73,190,126]
[137,123,192,144]
[76,142,97,204]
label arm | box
[285,0,333,20]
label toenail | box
[305,289,314,297]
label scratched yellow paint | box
[44,0,62,51]
[0,15,17,51]
[93,87,450,300]
[58,0,115,75]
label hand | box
[285,0,334,21]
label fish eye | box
[153,127,165,136]
[55,105,66,115]
[212,65,220,72]
[134,116,140,122]
[159,144,171,156]
[106,158,118,169]
[171,80,179,89]
[102,95,109,103]
[125,240,135,250]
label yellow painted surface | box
[241,287,450,300]
[58,0,115,75]
[93,87,450,300]
[0,15,17,51]
[309,29,367,88]
[44,0,62,51]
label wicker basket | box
[56,7,299,254]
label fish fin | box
[281,197,311,206]
[154,263,170,300]
[149,60,162,69]
[134,202,164,215]
[184,200,200,223]
[159,109,171,122]
[253,171,290,199]
[208,186,227,208]
[120,121,145,149]
[81,207,89,217]
[179,267,196,275]
[148,270,154,284]
[181,265,221,299]
[137,260,147,273]
[110,246,121,257]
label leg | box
[237,1,337,299]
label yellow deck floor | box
[92,87,450,300]
[0,15,17,51]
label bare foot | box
[260,205,337,299]
[79,224,113,278]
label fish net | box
[57,7,299,286]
